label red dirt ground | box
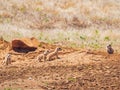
[0,40,120,90]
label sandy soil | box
[0,40,120,90]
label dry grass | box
[0,0,120,50]
[0,0,119,29]
[0,24,40,41]
[1,24,120,52]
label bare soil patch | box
[0,40,120,90]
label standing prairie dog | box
[106,44,114,54]
[2,53,11,65]
[46,47,62,61]
[36,49,50,62]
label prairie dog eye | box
[58,47,62,50]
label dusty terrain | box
[0,40,120,90]
[0,0,120,90]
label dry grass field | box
[0,0,120,90]
[0,0,120,49]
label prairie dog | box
[106,44,114,54]
[36,50,49,62]
[2,53,11,65]
[46,47,62,61]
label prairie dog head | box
[55,47,62,52]
[107,44,112,49]
[43,50,50,55]
[6,53,11,58]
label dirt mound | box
[11,37,40,53]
